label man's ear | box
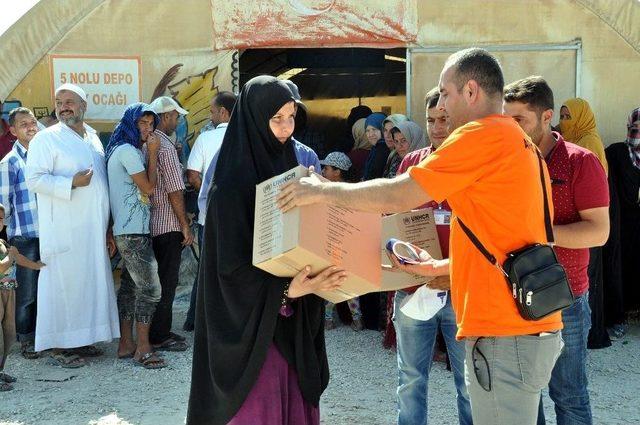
[465,80,480,105]
[542,108,554,127]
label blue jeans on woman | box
[10,236,40,343]
[393,290,472,425]
[538,294,592,425]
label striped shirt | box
[0,140,39,239]
[145,130,185,237]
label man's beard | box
[59,110,84,126]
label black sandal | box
[21,341,40,359]
[154,338,188,352]
[49,350,86,368]
[0,372,16,383]
[71,345,104,357]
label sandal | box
[169,332,186,342]
[133,352,167,369]
[21,341,40,359]
[0,372,16,383]
[71,345,104,357]
[154,338,188,352]
[49,350,86,368]
[0,382,13,392]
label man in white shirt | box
[186,92,236,193]
[183,91,236,331]
[25,83,119,367]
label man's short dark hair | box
[8,107,34,126]
[424,87,440,109]
[503,76,555,113]
[214,91,237,114]
[446,48,504,98]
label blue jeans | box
[538,294,592,425]
[184,224,203,328]
[10,236,40,342]
[393,290,472,425]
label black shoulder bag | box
[458,151,574,321]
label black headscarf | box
[187,76,329,425]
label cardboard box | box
[253,165,382,303]
[380,209,443,291]
[252,166,443,303]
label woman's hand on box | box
[288,265,347,299]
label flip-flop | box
[48,350,86,369]
[21,342,40,359]
[169,332,186,342]
[0,372,16,383]
[153,338,188,352]
[72,345,104,357]
[133,352,167,370]
[117,351,135,359]
[0,382,13,392]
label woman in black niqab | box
[186,76,342,425]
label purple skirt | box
[228,344,320,425]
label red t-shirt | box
[0,119,16,160]
[546,132,609,296]
[398,147,451,258]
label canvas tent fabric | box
[1,0,639,145]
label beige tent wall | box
[415,0,640,145]
[4,0,234,142]
[3,0,640,146]
[410,48,577,131]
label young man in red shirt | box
[504,76,610,425]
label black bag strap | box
[458,148,554,270]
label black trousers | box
[587,246,612,349]
[149,231,183,344]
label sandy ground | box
[1,257,639,424]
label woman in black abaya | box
[186,76,346,425]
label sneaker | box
[325,319,336,330]
[608,324,626,341]
[351,318,364,332]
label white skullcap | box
[55,83,87,101]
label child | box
[0,202,45,391]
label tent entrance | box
[239,47,407,156]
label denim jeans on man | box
[538,294,592,425]
[393,290,472,425]
[115,234,161,324]
[10,236,39,342]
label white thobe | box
[25,122,120,351]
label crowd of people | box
[0,46,638,425]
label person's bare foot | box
[117,341,136,359]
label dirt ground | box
[1,275,639,425]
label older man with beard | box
[25,83,119,368]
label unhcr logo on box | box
[410,213,431,223]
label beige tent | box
[1,0,639,145]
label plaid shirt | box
[145,130,185,237]
[0,141,39,239]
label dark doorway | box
[239,47,406,157]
